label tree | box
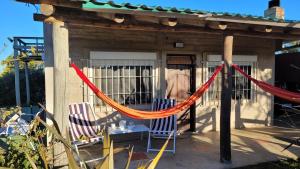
[0,55,45,107]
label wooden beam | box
[13,38,21,106]
[17,0,300,30]
[220,34,233,164]
[83,7,202,20]
[97,13,125,23]
[265,26,273,33]
[160,18,178,27]
[206,17,300,29]
[219,23,228,30]
[134,15,160,24]
[40,4,55,16]
[33,13,300,40]
[208,22,228,30]
[83,7,300,29]
[24,62,31,105]
[16,0,83,8]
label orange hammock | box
[232,64,300,104]
[71,63,223,119]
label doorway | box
[166,54,196,132]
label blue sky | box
[1,0,300,72]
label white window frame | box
[87,52,158,110]
[205,55,257,103]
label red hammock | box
[71,63,223,119]
[232,64,300,104]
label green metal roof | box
[82,0,299,23]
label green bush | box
[0,68,45,107]
[0,136,44,169]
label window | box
[232,65,252,100]
[92,65,153,106]
[207,63,253,101]
[87,52,157,107]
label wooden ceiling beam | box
[265,26,273,33]
[16,0,83,8]
[40,4,55,16]
[206,17,300,29]
[33,12,300,40]
[83,8,300,29]
[160,18,178,27]
[208,22,228,30]
[97,13,126,24]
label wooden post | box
[13,38,21,106]
[24,61,31,105]
[220,34,233,163]
[43,22,54,149]
[44,21,69,168]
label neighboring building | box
[275,52,300,93]
[17,0,300,134]
[274,51,300,123]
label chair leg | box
[74,144,84,167]
[173,132,176,154]
[147,132,151,153]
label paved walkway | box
[80,127,300,169]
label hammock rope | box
[232,64,300,104]
[71,63,224,119]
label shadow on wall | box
[196,107,217,132]
[234,90,273,129]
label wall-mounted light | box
[174,42,184,48]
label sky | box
[0,0,300,72]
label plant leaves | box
[65,129,87,169]
[64,145,81,169]
[113,146,129,154]
[24,151,38,169]
[35,117,72,149]
[37,144,49,169]
[100,130,110,168]
[146,132,173,169]
[124,146,134,169]
[109,141,114,169]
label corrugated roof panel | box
[83,0,299,23]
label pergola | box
[12,37,44,106]
[17,0,300,166]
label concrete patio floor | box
[80,127,300,169]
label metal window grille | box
[88,59,156,107]
[207,63,255,101]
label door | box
[166,55,196,132]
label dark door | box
[166,55,196,132]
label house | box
[17,0,300,166]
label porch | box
[80,127,300,169]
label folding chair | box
[147,98,177,154]
[4,109,41,136]
[3,108,44,150]
[68,102,104,164]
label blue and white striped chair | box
[147,98,177,154]
[68,102,104,164]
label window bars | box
[87,59,158,109]
[207,62,256,101]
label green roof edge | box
[82,0,300,23]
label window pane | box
[208,64,252,101]
[92,63,153,105]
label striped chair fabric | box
[150,99,176,136]
[68,102,104,165]
[69,102,101,143]
[147,98,177,153]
